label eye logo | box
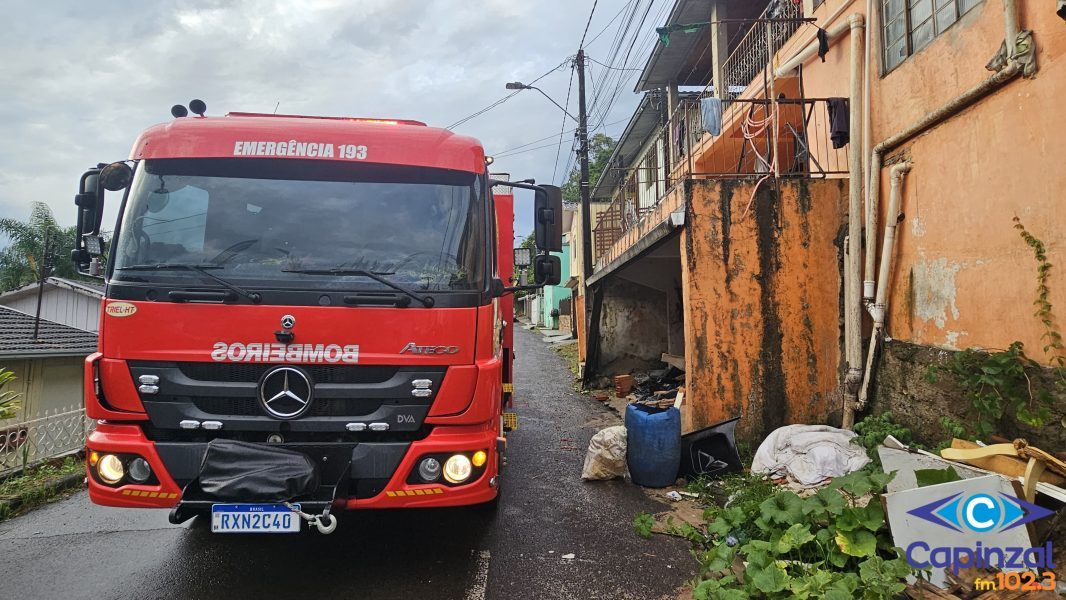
[908,492,1053,534]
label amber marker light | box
[471,450,488,468]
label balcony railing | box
[592,96,849,264]
[722,0,805,98]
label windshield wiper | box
[281,268,434,308]
[117,263,263,304]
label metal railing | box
[0,406,94,476]
[680,97,851,178]
[721,0,805,98]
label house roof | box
[0,306,98,359]
[0,276,104,302]
[634,0,715,92]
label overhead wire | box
[446,58,570,130]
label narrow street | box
[0,326,693,600]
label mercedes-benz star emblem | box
[258,366,313,419]
[280,314,296,329]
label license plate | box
[211,503,301,533]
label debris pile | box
[617,367,685,410]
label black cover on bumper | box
[197,439,319,502]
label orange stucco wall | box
[787,0,1066,359]
[682,179,848,438]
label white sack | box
[751,424,870,487]
[581,425,628,481]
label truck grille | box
[191,397,382,417]
[175,362,399,385]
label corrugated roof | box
[0,306,98,359]
[634,0,715,92]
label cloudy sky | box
[0,0,671,240]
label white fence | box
[0,405,94,476]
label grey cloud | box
[0,0,650,240]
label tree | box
[560,133,617,203]
[0,202,80,292]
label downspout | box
[857,162,909,407]
[856,0,1025,412]
[773,0,860,77]
[862,0,876,301]
[841,13,865,430]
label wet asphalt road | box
[0,325,693,600]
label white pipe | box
[774,20,852,78]
[773,0,859,77]
[856,2,1026,411]
[862,0,876,300]
[858,162,909,407]
[842,13,865,430]
[1003,0,1019,59]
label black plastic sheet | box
[197,439,319,502]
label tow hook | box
[284,502,338,534]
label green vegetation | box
[0,202,83,292]
[641,470,917,599]
[0,456,84,520]
[851,412,916,467]
[924,218,1063,439]
[0,368,19,420]
[551,342,580,376]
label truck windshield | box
[111,159,485,292]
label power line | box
[551,61,577,183]
[578,0,600,49]
[445,59,570,130]
[585,56,642,71]
[585,0,636,47]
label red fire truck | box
[71,101,562,533]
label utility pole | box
[32,229,51,341]
[577,49,593,279]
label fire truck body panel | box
[81,113,525,516]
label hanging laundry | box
[817,28,830,62]
[700,97,723,136]
[826,97,849,149]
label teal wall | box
[540,238,572,329]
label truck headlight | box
[443,454,472,484]
[128,457,152,483]
[97,454,125,484]
[418,457,441,482]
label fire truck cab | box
[71,102,562,533]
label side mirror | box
[100,162,133,191]
[534,254,561,287]
[72,166,105,276]
[534,184,563,252]
[513,247,532,268]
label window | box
[882,0,983,71]
[813,0,826,10]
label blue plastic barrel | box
[625,404,681,488]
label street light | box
[505,82,578,122]
[505,52,596,386]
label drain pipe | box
[861,0,875,301]
[856,0,1025,414]
[842,13,865,430]
[857,162,910,407]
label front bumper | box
[86,422,500,510]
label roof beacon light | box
[170,105,189,118]
[189,99,207,117]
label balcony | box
[592,1,842,271]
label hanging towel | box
[817,28,830,62]
[700,97,723,136]
[826,97,849,149]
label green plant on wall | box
[0,367,20,420]
[926,217,1062,438]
